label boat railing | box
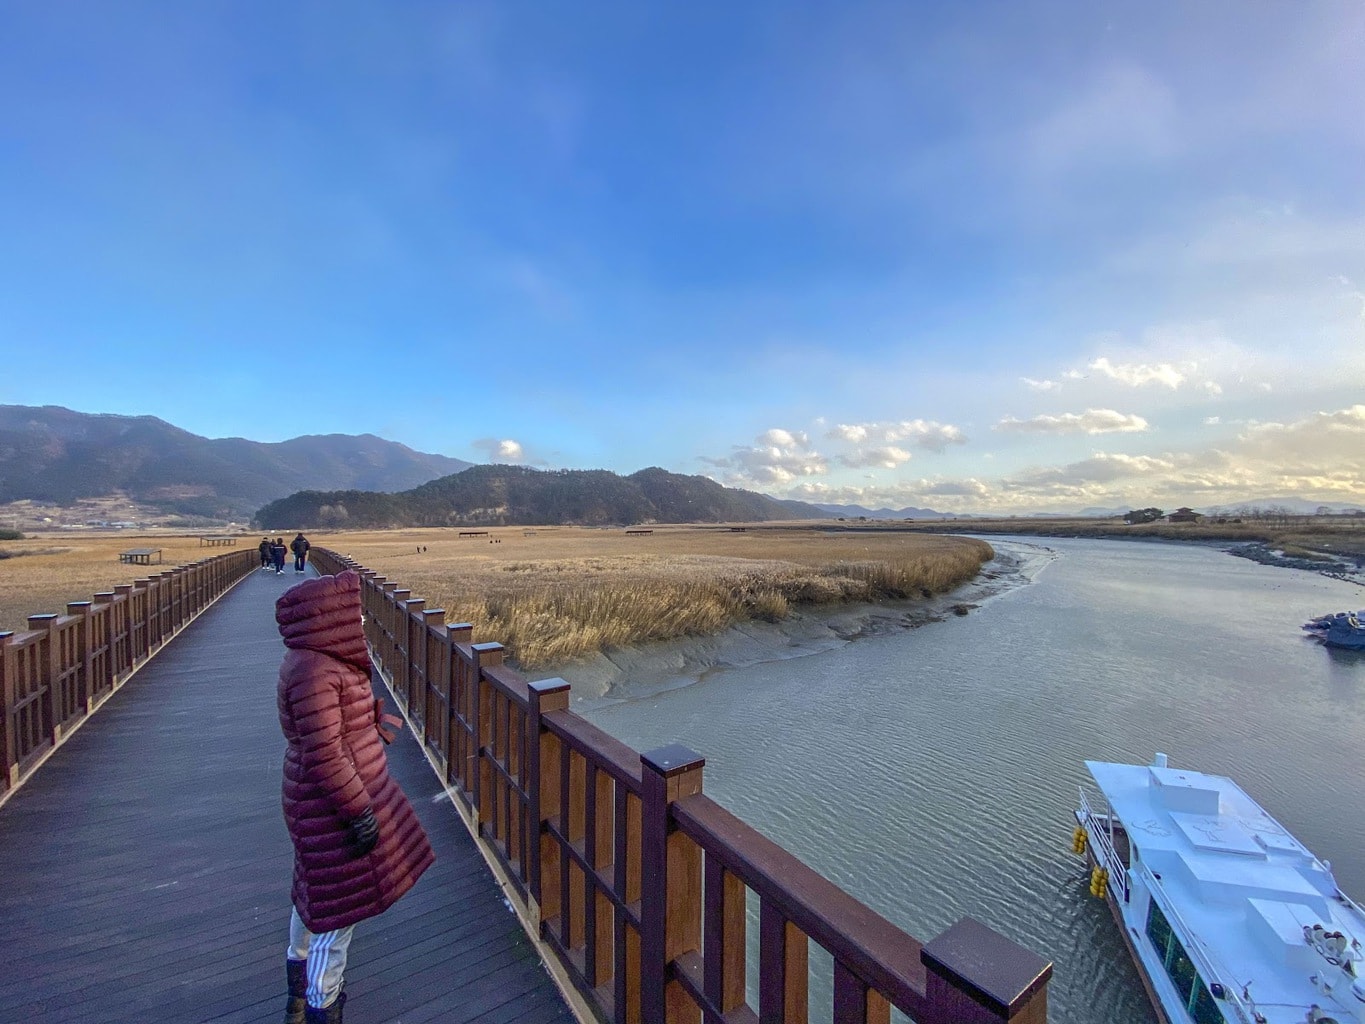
[1078,787,1130,903]
[1078,787,1258,1024]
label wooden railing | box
[311,547,1052,1024]
[0,548,258,798]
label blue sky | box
[2,2,1362,513]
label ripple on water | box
[583,538,1363,1024]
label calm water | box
[576,537,1365,1024]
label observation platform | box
[0,565,575,1024]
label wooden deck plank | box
[0,566,576,1024]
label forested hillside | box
[254,464,824,528]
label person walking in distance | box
[290,532,310,574]
[259,537,272,570]
[276,570,434,1022]
[271,538,288,574]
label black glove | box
[348,808,379,856]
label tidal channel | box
[572,536,1365,1023]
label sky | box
[2,2,1363,514]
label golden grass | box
[0,523,992,667]
[0,533,250,634]
[311,524,993,668]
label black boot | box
[285,959,307,1024]
[304,991,345,1023]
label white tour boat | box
[1074,755,1365,1024]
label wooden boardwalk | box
[0,567,576,1024]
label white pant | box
[288,907,356,1009]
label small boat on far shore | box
[1302,611,1365,650]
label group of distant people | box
[259,533,310,575]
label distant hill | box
[814,503,963,520]
[0,405,472,519]
[1202,497,1363,516]
[255,464,828,529]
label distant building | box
[1166,507,1202,523]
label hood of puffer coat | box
[276,569,371,671]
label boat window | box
[1168,940,1198,1006]
[1190,979,1223,1024]
[1146,900,1209,1012]
[1145,899,1174,963]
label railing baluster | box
[703,852,746,1016]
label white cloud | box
[473,437,525,462]
[995,409,1150,435]
[764,408,1365,514]
[1089,357,1185,389]
[839,445,912,469]
[827,419,967,452]
[759,428,809,448]
[1237,405,1365,464]
[1204,416,1221,426]
[946,405,1364,511]
[920,478,990,498]
[786,477,992,507]
[707,428,828,487]
[1202,380,1223,396]
[1006,452,1176,489]
[1022,377,1060,391]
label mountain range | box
[4,406,1355,527]
[255,464,824,529]
[0,405,472,519]
[812,503,963,520]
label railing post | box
[113,583,136,672]
[526,677,570,921]
[92,593,116,694]
[27,614,59,746]
[66,601,94,715]
[402,596,423,711]
[420,608,445,747]
[640,744,705,1024]
[0,632,15,791]
[920,918,1052,1024]
[443,623,473,792]
[471,642,504,832]
[360,573,381,648]
[381,582,400,670]
[138,576,158,652]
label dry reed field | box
[0,524,992,666]
[314,524,993,668]
[0,533,247,634]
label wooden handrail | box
[309,546,1052,1024]
[0,548,258,802]
[672,791,929,1011]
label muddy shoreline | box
[538,532,1364,712]
[544,541,1057,712]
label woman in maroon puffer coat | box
[277,570,434,1023]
